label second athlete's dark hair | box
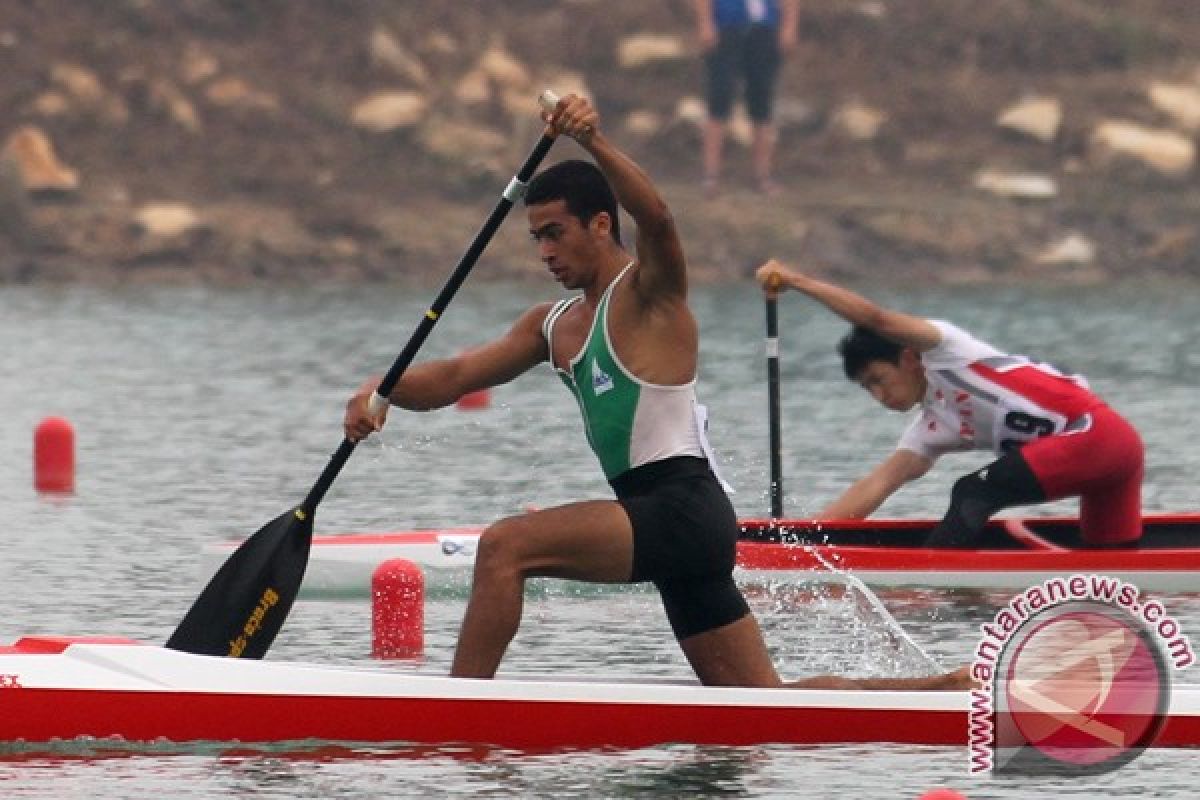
[525,159,621,243]
[837,325,905,380]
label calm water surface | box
[1,279,1198,798]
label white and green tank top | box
[542,262,729,486]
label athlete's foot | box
[703,175,720,199]
[790,675,861,689]
[936,665,978,691]
[880,665,977,691]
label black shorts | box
[610,456,750,640]
[704,23,782,122]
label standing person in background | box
[755,259,1146,549]
[693,0,800,196]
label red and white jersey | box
[898,321,1103,460]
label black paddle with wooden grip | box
[765,272,784,518]
[166,92,561,658]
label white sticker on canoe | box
[438,535,477,559]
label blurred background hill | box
[1,0,1198,284]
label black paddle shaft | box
[300,132,556,515]
[765,294,784,518]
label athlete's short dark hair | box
[837,325,904,380]
[525,159,621,243]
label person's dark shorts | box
[704,23,782,122]
[610,456,750,640]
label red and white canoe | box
[2,636,1198,750]
[200,513,1200,594]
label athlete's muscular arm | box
[756,260,942,352]
[344,302,552,441]
[545,94,687,304]
[818,449,932,519]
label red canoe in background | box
[200,513,1200,594]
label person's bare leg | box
[788,665,976,691]
[703,118,726,194]
[450,501,633,678]
[679,614,783,687]
[449,532,524,678]
[752,122,778,194]
[681,615,974,690]
[451,500,974,689]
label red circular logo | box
[1001,604,1168,771]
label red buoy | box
[371,558,424,659]
[33,416,75,493]
[455,388,491,410]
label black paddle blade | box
[165,507,313,658]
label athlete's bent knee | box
[927,454,1047,547]
[474,517,526,572]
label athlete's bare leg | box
[680,614,783,687]
[790,665,975,691]
[450,501,633,678]
[682,618,974,690]
[451,500,974,692]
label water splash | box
[742,520,943,680]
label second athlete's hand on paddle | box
[344,376,388,442]
[756,259,806,299]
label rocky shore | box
[1,1,1198,285]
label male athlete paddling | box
[756,260,1145,548]
[345,95,967,690]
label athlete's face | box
[855,350,926,411]
[528,200,611,290]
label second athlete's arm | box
[818,449,932,519]
[757,260,942,352]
